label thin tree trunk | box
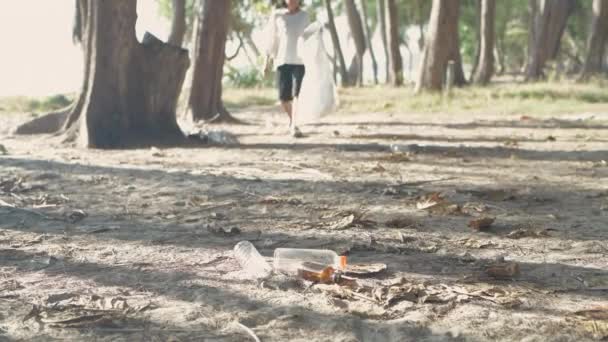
[376,0,390,83]
[386,0,403,86]
[325,0,351,86]
[415,0,464,92]
[187,0,237,123]
[470,0,482,80]
[168,0,187,47]
[244,33,261,58]
[580,0,608,79]
[525,0,539,72]
[344,0,367,86]
[525,0,575,81]
[473,0,496,84]
[359,0,379,84]
[413,0,426,51]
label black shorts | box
[277,64,305,102]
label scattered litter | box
[208,226,241,237]
[390,144,421,154]
[188,129,239,145]
[485,262,520,279]
[65,209,87,224]
[150,147,164,157]
[468,217,495,231]
[546,135,557,142]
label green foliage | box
[223,65,273,88]
[0,94,72,114]
[223,81,608,117]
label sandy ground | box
[0,106,608,341]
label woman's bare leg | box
[280,101,293,127]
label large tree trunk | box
[376,0,390,83]
[415,0,465,92]
[68,1,189,148]
[473,0,496,84]
[525,0,575,81]
[168,0,187,47]
[344,0,367,86]
[359,0,379,84]
[385,0,404,86]
[580,0,608,79]
[187,0,237,123]
[326,0,351,86]
[17,0,189,147]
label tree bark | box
[187,0,237,123]
[168,0,187,47]
[359,0,379,84]
[344,0,367,86]
[385,0,403,86]
[325,0,351,86]
[525,0,539,72]
[470,0,482,80]
[376,0,390,83]
[416,0,465,92]
[473,0,496,84]
[580,0,608,79]
[47,0,190,148]
[525,0,575,81]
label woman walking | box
[265,0,311,138]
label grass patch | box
[0,94,73,114]
[223,88,276,110]
[3,81,606,119]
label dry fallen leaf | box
[468,217,495,231]
[416,193,444,210]
[324,210,375,230]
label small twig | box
[450,290,500,304]
[235,321,261,342]
[344,289,377,303]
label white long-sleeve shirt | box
[266,9,310,67]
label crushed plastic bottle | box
[273,248,346,276]
[233,241,272,279]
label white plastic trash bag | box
[296,25,338,125]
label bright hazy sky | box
[0,1,168,97]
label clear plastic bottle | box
[273,248,346,275]
[233,241,272,279]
